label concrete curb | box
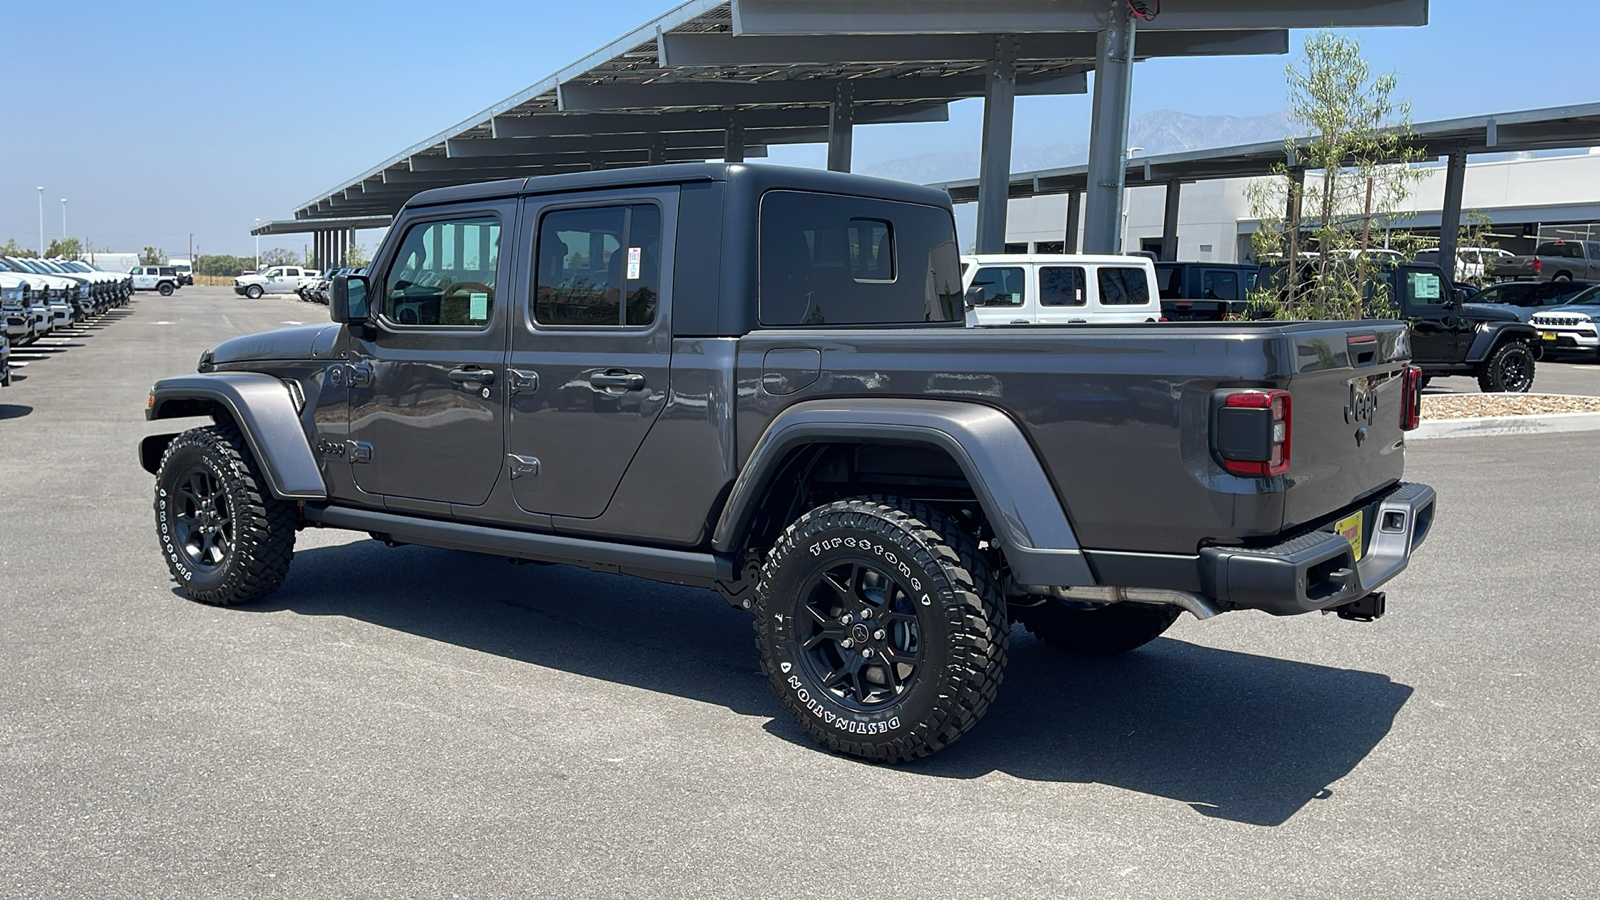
[1412,410,1600,440]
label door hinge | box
[348,441,374,463]
[507,454,540,479]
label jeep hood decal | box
[211,324,341,365]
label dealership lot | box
[2,286,1597,898]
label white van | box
[961,254,1162,326]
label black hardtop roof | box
[405,162,952,212]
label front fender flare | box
[1464,322,1538,362]
[711,398,1094,588]
[142,372,326,501]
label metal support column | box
[725,111,746,164]
[1082,0,1136,254]
[648,136,666,166]
[975,35,1018,254]
[1160,180,1181,261]
[1437,141,1469,278]
[1063,191,1082,252]
[827,81,854,173]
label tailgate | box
[1278,322,1410,532]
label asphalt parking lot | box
[2,285,1597,898]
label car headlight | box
[0,287,20,301]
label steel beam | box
[1064,191,1082,251]
[491,103,948,138]
[448,127,811,159]
[410,146,768,172]
[730,0,1427,34]
[827,82,854,172]
[976,36,1018,254]
[1436,142,1468,276]
[557,71,1085,110]
[725,111,746,163]
[660,29,1287,66]
[1082,0,1136,254]
[1160,180,1181,261]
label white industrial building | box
[996,150,1600,262]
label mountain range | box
[861,109,1296,184]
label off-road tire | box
[245,285,263,299]
[1476,340,1536,393]
[154,424,295,606]
[158,282,174,296]
[1013,600,1181,656]
[1553,272,1573,282]
[754,496,1007,763]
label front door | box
[964,264,1031,324]
[346,205,514,506]
[505,189,676,519]
[1396,264,1461,362]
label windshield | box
[1557,286,1600,306]
[1472,281,1592,307]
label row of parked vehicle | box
[299,267,366,305]
[1,257,135,387]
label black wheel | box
[154,424,295,605]
[1553,272,1573,282]
[245,285,263,299]
[158,282,174,296]
[1417,374,1433,391]
[754,497,1007,763]
[1476,341,1536,393]
[1013,600,1180,656]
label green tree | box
[260,248,300,267]
[346,242,370,268]
[2,237,37,258]
[1245,32,1427,320]
[194,254,259,277]
[140,246,167,265]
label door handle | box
[590,370,645,391]
[1010,318,1029,324]
[448,366,496,385]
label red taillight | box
[1400,364,1423,431]
[1532,258,1542,275]
[1216,389,1292,477]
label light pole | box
[1119,147,1144,252]
[61,199,68,248]
[254,218,261,269]
[37,187,44,256]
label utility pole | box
[61,199,68,246]
[254,219,261,269]
[189,233,194,263]
[37,187,44,256]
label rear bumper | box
[1199,482,1436,615]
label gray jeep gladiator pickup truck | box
[140,164,1437,763]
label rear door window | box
[966,266,1025,307]
[533,203,662,327]
[1040,266,1087,306]
[1097,267,1151,305]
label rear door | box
[505,187,677,520]
[346,204,514,506]
[1033,263,1089,324]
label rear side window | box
[1040,266,1086,306]
[759,190,962,326]
[534,204,662,327]
[1155,265,1182,299]
[966,266,1025,307]
[1097,267,1150,305]
[1201,269,1239,301]
[1536,242,1583,259]
[382,215,501,327]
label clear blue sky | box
[3,0,1597,258]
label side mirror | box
[330,274,370,324]
[963,285,985,310]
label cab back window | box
[759,191,962,326]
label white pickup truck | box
[961,254,1163,325]
[233,266,320,299]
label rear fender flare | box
[142,373,326,501]
[711,398,1093,587]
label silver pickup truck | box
[1488,239,1600,282]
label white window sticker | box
[626,247,642,281]
[1412,272,1441,300]
[469,292,489,320]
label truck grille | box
[1534,315,1593,327]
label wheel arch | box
[711,398,1093,588]
[1464,322,1539,362]
[143,373,326,501]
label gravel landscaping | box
[1421,392,1600,419]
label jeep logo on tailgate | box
[1346,382,1378,424]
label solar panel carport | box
[254,0,1427,266]
[934,102,1600,266]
